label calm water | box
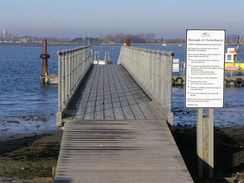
[0,45,243,137]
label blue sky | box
[1,0,243,39]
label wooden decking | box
[74,65,165,120]
[55,65,193,183]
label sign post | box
[185,29,225,177]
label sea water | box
[0,45,243,137]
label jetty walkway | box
[54,46,193,182]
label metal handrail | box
[118,46,174,124]
[56,46,93,126]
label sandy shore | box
[0,129,63,183]
[0,126,243,183]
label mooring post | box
[125,38,131,46]
[40,39,50,84]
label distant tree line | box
[102,33,156,43]
[69,33,240,45]
[70,37,98,44]
[70,33,171,44]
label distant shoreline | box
[0,42,241,47]
[0,42,184,46]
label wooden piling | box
[125,38,131,46]
[40,39,50,84]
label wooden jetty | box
[55,65,193,183]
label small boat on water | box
[225,47,244,71]
[225,32,244,76]
[93,50,113,65]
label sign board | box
[185,29,225,108]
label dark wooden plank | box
[107,65,125,120]
[103,66,115,120]
[74,65,98,119]
[94,66,105,120]
[109,65,135,120]
[83,66,100,120]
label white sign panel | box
[185,29,225,108]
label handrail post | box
[56,51,62,126]
[166,52,174,125]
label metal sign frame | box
[185,29,226,108]
[185,29,226,178]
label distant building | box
[2,29,8,38]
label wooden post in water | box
[197,108,214,177]
[40,39,50,84]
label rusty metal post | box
[40,39,50,84]
[125,38,131,46]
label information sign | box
[185,30,225,108]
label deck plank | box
[83,66,100,120]
[94,66,105,120]
[74,66,98,120]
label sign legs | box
[197,108,214,177]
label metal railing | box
[173,59,186,76]
[56,46,93,126]
[118,46,174,124]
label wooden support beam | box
[197,108,214,177]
